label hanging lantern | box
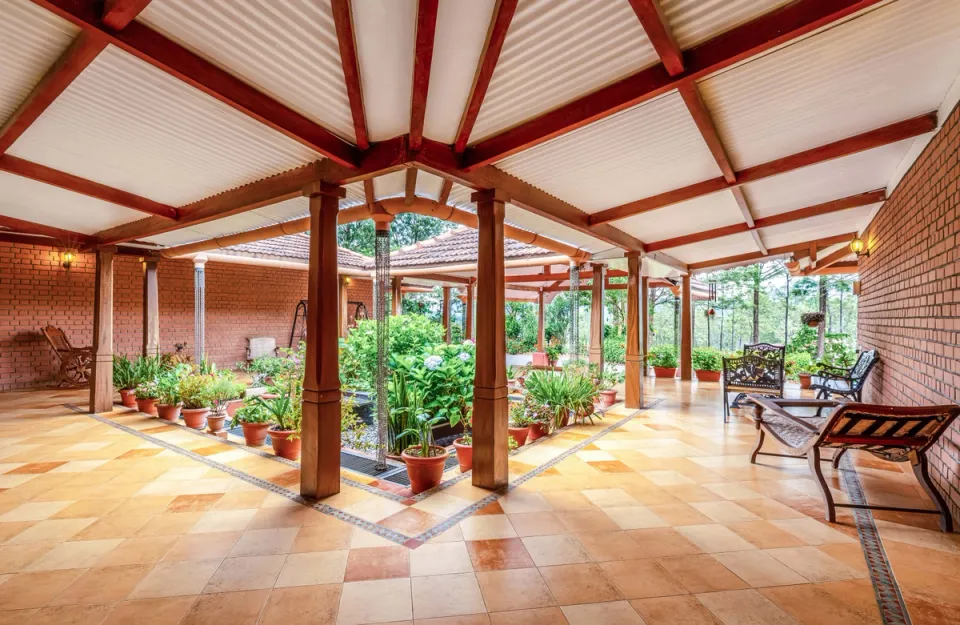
[60,249,76,270]
[706,308,715,317]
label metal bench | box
[810,349,878,402]
[721,343,785,422]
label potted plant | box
[801,312,825,328]
[692,347,723,383]
[525,399,552,441]
[646,345,678,378]
[545,341,563,367]
[134,380,160,416]
[113,355,138,407]
[508,402,532,448]
[785,352,815,389]
[178,373,213,429]
[259,394,301,460]
[156,365,187,422]
[207,371,246,435]
[453,411,473,473]
[525,370,571,431]
[234,399,273,446]
[400,412,449,494]
[597,366,623,408]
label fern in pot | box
[113,355,138,407]
[400,411,449,494]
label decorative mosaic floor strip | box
[839,455,913,625]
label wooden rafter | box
[409,0,439,152]
[405,168,418,206]
[437,178,453,206]
[505,268,626,283]
[0,214,95,246]
[688,232,857,272]
[0,32,106,154]
[462,0,886,168]
[589,113,936,225]
[331,0,368,150]
[101,0,152,30]
[628,0,683,76]
[363,178,375,209]
[806,245,854,275]
[0,155,178,220]
[31,0,360,167]
[454,0,519,153]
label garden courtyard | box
[1,380,958,625]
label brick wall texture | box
[858,100,960,519]
[0,244,372,391]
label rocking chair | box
[41,325,92,387]
[745,396,960,532]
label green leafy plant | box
[388,372,422,455]
[818,333,856,370]
[544,339,563,366]
[134,380,159,399]
[157,364,190,405]
[209,371,246,416]
[178,374,213,409]
[132,355,164,386]
[692,347,723,372]
[400,412,446,458]
[596,365,624,390]
[457,410,473,446]
[340,314,446,391]
[391,343,474,429]
[240,356,288,386]
[113,355,137,391]
[509,402,534,427]
[525,370,572,431]
[785,352,816,379]
[234,398,273,424]
[341,396,371,451]
[259,394,300,438]
[645,345,678,368]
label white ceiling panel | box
[137,0,355,142]
[372,170,406,199]
[743,140,912,219]
[141,228,210,247]
[252,196,310,223]
[666,231,756,265]
[0,171,142,235]
[8,46,321,207]
[660,0,792,49]
[759,206,875,250]
[0,0,78,122]
[470,0,658,143]
[423,0,496,143]
[612,190,745,243]
[497,92,722,212]
[699,0,960,170]
[353,0,416,141]
[180,211,278,238]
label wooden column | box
[472,188,509,490]
[536,289,545,352]
[680,275,692,381]
[465,281,474,341]
[142,257,159,357]
[391,276,403,316]
[301,183,345,499]
[625,255,643,409]
[89,246,115,413]
[442,286,451,342]
[641,276,649,371]
[588,263,605,369]
[338,275,349,338]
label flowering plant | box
[392,343,474,429]
[134,379,160,400]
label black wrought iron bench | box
[721,343,785,422]
[810,349,878,402]
[745,396,960,532]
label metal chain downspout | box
[568,262,580,362]
[374,225,391,470]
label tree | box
[817,275,827,358]
[337,214,456,256]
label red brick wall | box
[0,242,372,391]
[858,100,960,519]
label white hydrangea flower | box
[458,352,471,361]
[425,355,444,370]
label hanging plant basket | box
[801,312,825,328]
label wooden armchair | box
[41,325,92,387]
[721,343,786,422]
[745,396,960,532]
[810,350,878,402]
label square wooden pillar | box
[142,257,159,357]
[442,286,451,342]
[89,246,115,413]
[624,255,643,409]
[465,282,474,341]
[392,276,403,316]
[536,289,545,353]
[680,275,693,381]
[301,183,345,499]
[588,263,605,369]
[472,188,509,490]
[641,275,649,362]
[338,275,349,338]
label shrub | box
[820,333,856,369]
[134,380,159,399]
[234,398,273,424]
[157,364,191,405]
[692,347,723,372]
[340,314,445,391]
[178,374,213,409]
[341,396,371,451]
[113,355,137,391]
[785,352,815,379]
[391,343,474,429]
[604,334,625,364]
[646,345,678,368]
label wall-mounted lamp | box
[60,250,76,270]
[849,236,868,258]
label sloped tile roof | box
[222,233,372,271]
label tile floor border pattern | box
[839,454,913,625]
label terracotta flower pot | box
[453,439,473,473]
[270,429,301,460]
[598,389,618,408]
[119,389,138,408]
[695,370,721,383]
[798,373,812,390]
[508,425,529,448]
[653,366,677,378]
[402,446,450,494]
[241,422,271,446]
[135,397,158,416]
[225,399,244,418]
[207,414,227,433]
[806,320,820,328]
[181,407,209,429]
[156,404,181,422]
[528,422,549,441]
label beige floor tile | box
[702,483,764,501]
[0,543,56,574]
[50,563,153,605]
[17,602,114,625]
[291,522,354,552]
[725,521,807,549]
[5,518,96,544]
[348,528,398,549]
[100,596,197,625]
[581,488,640,508]
[506,512,567,537]
[691,501,762,524]
[161,531,241,562]
[202,554,285,593]
[411,541,473,576]
[181,589,270,625]
[656,555,750,594]
[696,589,799,625]
[498,491,552,514]
[135,512,204,537]
[189,509,257,534]
[129,559,222,599]
[0,569,85,610]
[26,538,123,571]
[345,546,409,581]
[575,531,648,562]
[343,497,408,523]
[555,509,620,534]
[460,515,517,541]
[760,584,874,625]
[677,525,758,553]
[259,584,342,625]
[630,595,720,625]
[539,563,623,605]
[276,551,348,586]
[712,551,808,587]
[601,506,669,530]
[228,527,298,557]
[765,547,866,583]
[475,567,556,613]
[488,607,568,625]
[646,503,714,526]
[520,535,590,567]
[770,518,857,546]
[73,513,154,540]
[561,600,644,625]
[626,527,704,558]
[0,501,72,522]
[600,559,688,599]
[412,573,486,620]
[337,578,412,624]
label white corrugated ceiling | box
[759,207,875,250]
[136,0,356,143]
[8,45,322,207]
[660,0,792,49]
[666,231,757,265]
[469,0,658,143]
[0,0,78,123]
[699,0,960,170]
[497,92,722,213]
[612,190,746,243]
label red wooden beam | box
[463,0,885,168]
[102,0,152,30]
[0,155,178,220]
[806,245,854,275]
[628,0,683,76]
[454,0,519,153]
[330,0,368,150]
[689,232,856,271]
[678,82,734,183]
[437,178,453,206]
[505,268,626,283]
[0,214,95,246]
[409,0,439,152]
[589,113,935,225]
[31,0,360,167]
[405,167,418,206]
[0,32,106,154]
